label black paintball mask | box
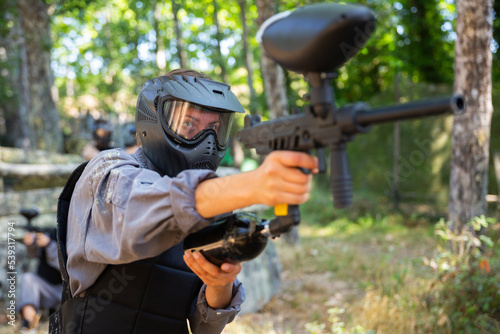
[135,74,245,177]
[92,119,113,151]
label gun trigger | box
[298,167,311,175]
[274,204,288,216]
[317,148,326,173]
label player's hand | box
[183,251,241,288]
[23,232,36,246]
[184,251,241,309]
[35,233,51,248]
[251,151,318,206]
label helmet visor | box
[163,100,234,147]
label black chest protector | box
[49,162,203,334]
[38,248,63,286]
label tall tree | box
[154,0,167,70]
[0,0,30,149]
[449,0,494,231]
[237,0,258,114]
[256,0,288,119]
[0,0,62,152]
[172,0,188,68]
[211,0,228,84]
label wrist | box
[205,282,233,309]
[195,171,260,218]
[206,281,232,291]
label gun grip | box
[330,144,353,208]
[269,204,301,236]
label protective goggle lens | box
[163,100,234,146]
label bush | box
[425,216,500,333]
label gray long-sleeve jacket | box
[66,146,245,333]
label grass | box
[223,184,500,334]
[223,214,438,333]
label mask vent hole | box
[192,161,217,170]
[137,96,158,123]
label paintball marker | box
[18,207,53,234]
[184,2,464,264]
[19,207,43,233]
[237,2,464,236]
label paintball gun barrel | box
[238,95,464,210]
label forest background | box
[0,0,499,206]
[0,0,500,333]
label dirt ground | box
[222,271,364,334]
[0,270,362,334]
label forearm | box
[205,283,233,310]
[195,170,258,218]
[195,151,318,219]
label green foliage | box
[346,80,455,206]
[393,0,455,84]
[3,0,497,200]
[425,216,500,333]
[302,169,447,229]
[50,0,269,122]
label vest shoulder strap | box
[56,161,89,302]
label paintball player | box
[81,118,114,161]
[50,69,317,334]
[124,123,139,154]
[19,229,62,333]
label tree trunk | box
[212,0,228,84]
[17,0,62,152]
[154,1,167,70]
[0,0,32,149]
[237,0,258,114]
[171,0,187,68]
[256,0,288,119]
[449,0,494,231]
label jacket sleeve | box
[75,150,218,265]
[188,279,246,334]
[44,240,61,271]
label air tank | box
[183,212,268,266]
